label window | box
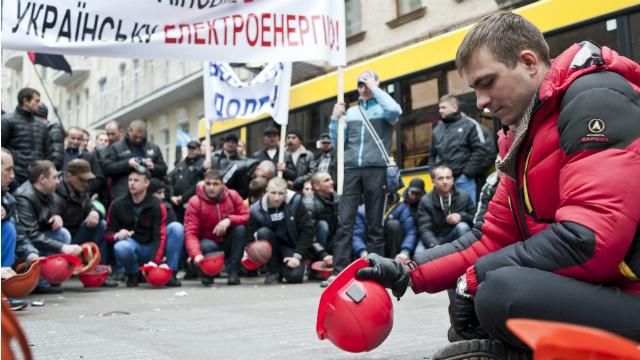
[546,18,620,58]
[345,0,362,37]
[631,12,640,62]
[396,0,422,16]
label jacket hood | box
[196,184,229,205]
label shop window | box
[397,0,422,16]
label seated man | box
[15,160,80,294]
[184,169,249,286]
[247,177,314,284]
[415,165,474,252]
[303,171,338,253]
[402,178,426,225]
[105,167,181,287]
[352,192,417,264]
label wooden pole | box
[336,67,345,195]
[277,123,287,178]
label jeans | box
[114,232,183,275]
[38,228,72,287]
[70,220,106,264]
[455,175,477,207]
[198,225,247,274]
[166,222,185,271]
[1,221,16,267]
[314,220,331,252]
[414,222,471,253]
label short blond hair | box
[267,177,288,191]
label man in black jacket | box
[62,127,105,196]
[168,140,205,222]
[252,126,280,165]
[247,177,314,284]
[303,171,338,252]
[15,160,82,293]
[280,128,314,191]
[106,167,180,287]
[428,94,496,206]
[34,104,65,171]
[1,88,49,190]
[415,165,474,252]
[309,133,337,188]
[102,119,167,201]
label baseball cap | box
[357,71,379,86]
[319,133,331,143]
[148,178,167,194]
[407,178,425,193]
[263,126,279,135]
[66,159,95,181]
[223,133,239,143]
[187,140,200,149]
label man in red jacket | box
[356,12,640,359]
[184,169,249,286]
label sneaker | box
[166,275,182,287]
[433,339,532,360]
[33,285,64,294]
[264,273,281,285]
[126,274,139,288]
[319,275,336,288]
[201,276,214,286]
[9,299,28,311]
[227,272,241,286]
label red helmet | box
[73,242,101,275]
[316,258,394,353]
[246,240,272,267]
[40,254,81,285]
[311,261,333,280]
[139,265,172,287]
[199,252,224,277]
[78,265,111,288]
[241,256,260,271]
[1,259,41,298]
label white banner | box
[2,0,346,65]
[203,62,292,126]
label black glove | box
[355,253,410,300]
[450,292,488,340]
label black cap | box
[148,178,166,194]
[187,140,200,149]
[286,128,303,141]
[408,178,425,193]
[263,126,279,135]
[36,103,48,118]
[319,133,331,143]
[223,133,239,143]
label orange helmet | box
[1,259,41,298]
[78,265,111,288]
[139,265,172,287]
[40,254,81,285]
[246,240,272,267]
[199,252,224,277]
[316,258,394,353]
[73,242,101,275]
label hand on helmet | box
[355,253,410,300]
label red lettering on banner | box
[273,13,284,47]
[222,16,229,45]
[207,20,219,45]
[261,13,271,47]
[286,14,297,46]
[310,15,321,44]
[246,13,259,46]
[232,14,243,45]
[179,23,191,43]
[298,15,309,45]
[193,22,205,44]
[164,24,177,43]
[321,15,327,46]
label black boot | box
[264,273,281,285]
[166,274,182,287]
[227,271,241,285]
[433,339,532,360]
[201,276,214,286]
[126,274,139,287]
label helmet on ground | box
[139,264,172,287]
[241,255,260,271]
[1,259,41,298]
[311,261,333,280]
[199,252,225,277]
[316,258,394,353]
[40,254,81,285]
[73,242,101,275]
[246,240,272,267]
[78,265,111,288]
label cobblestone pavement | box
[11,275,451,360]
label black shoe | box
[9,299,28,311]
[126,274,139,288]
[167,275,182,287]
[33,285,64,294]
[183,270,199,280]
[112,272,126,282]
[101,278,119,288]
[264,273,281,285]
[433,339,532,360]
[201,276,214,286]
[447,327,463,343]
[227,272,241,286]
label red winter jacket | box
[184,185,249,258]
[410,42,640,295]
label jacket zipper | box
[508,196,526,241]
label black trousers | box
[199,225,247,274]
[475,266,640,350]
[333,167,386,275]
[256,227,305,283]
[384,219,403,258]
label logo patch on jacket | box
[581,118,609,144]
